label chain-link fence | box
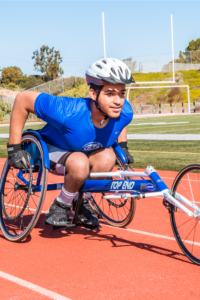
[124,50,200,73]
[0,95,15,107]
[27,76,86,95]
[27,77,64,95]
[163,63,200,72]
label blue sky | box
[0,1,200,78]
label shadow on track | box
[35,214,191,265]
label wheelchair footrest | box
[78,224,102,231]
[45,220,76,229]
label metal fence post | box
[182,103,184,113]
[49,82,51,94]
[193,102,196,113]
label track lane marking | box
[101,224,200,246]
[5,200,199,247]
[0,270,72,300]
[4,203,46,213]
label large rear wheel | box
[170,164,200,265]
[0,134,48,242]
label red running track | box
[0,158,199,300]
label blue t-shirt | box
[34,93,133,154]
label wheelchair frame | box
[1,130,200,265]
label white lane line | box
[130,121,189,126]
[4,203,45,214]
[127,134,200,140]
[0,270,72,300]
[0,122,45,127]
[101,224,200,246]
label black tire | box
[91,153,136,228]
[0,134,48,242]
[170,164,200,265]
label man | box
[7,58,134,228]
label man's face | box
[93,84,126,118]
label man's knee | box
[102,149,116,166]
[92,148,116,170]
[65,153,90,179]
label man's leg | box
[117,126,134,164]
[46,149,116,227]
[88,148,116,174]
[76,148,116,225]
[46,152,90,227]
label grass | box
[0,124,44,157]
[127,114,200,134]
[127,140,200,172]
[126,114,200,171]
[0,124,44,134]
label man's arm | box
[9,91,40,144]
[117,126,127,144]
[117,126,134,164]
[7,91,40,169]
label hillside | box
[58,70,200,106]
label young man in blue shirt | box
[7,58,134,228]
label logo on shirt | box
[83,142,103,151]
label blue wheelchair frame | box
[20,131,168,197]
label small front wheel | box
[170,164,200,265]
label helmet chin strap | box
[94,87,109,126]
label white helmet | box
[86,58,135,85]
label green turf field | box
[127,114,200,134]
[0,124,44,158]
[127,114,200,171]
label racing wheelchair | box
[0,130,200,266]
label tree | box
[15,76,44,90]
[1,66,23,84]
[174,39,200,64]
[186,38,200,51]
[163,38,200,71]
[32,45,64,81]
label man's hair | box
[89,83,103,94]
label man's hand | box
[118,141,134,164]
[7,143,31,169]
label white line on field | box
[0,270,72,300]
[130,121,189,126]
[159,127,200,133]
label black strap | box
[7,143,21,155]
